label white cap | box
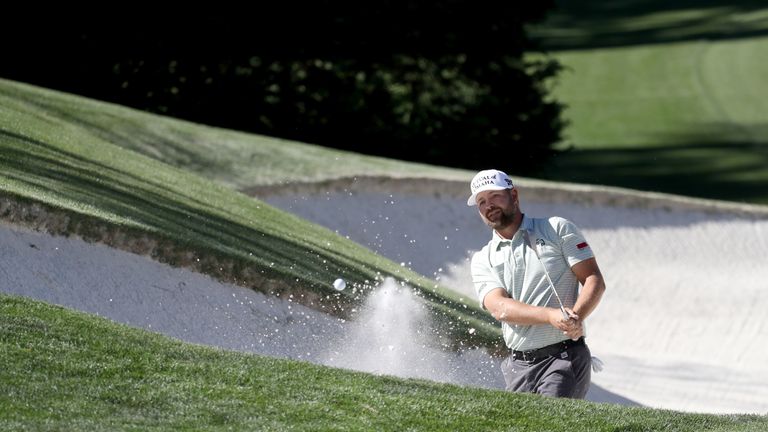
[467,169,514,206]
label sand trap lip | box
[247,175,768,219]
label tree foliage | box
[3,3,563,173]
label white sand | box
[3,178,767,414]
[265,184,768,415]
[0,223,505,391]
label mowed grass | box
[3,294,765,431]
[0,79,467,191]
[0,78,499,349]
[528,1,768,204]
[528,0,768,50]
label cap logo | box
[472,175,512,191]
[472,175,497,191]
[467,169,514,206]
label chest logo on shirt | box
[535,239,545,247]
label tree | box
[1,2,563,173]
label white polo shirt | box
[471,215,594,351]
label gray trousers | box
[500,342,591,399]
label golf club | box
[522,230,570,321]
[523,230,604,371]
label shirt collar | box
[491,214,532,250]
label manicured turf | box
[528,1,768,204]
[0,78,499,352]
[3,294,765,431]
[0,79,466,191]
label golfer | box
[468,169,605,398]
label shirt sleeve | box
[470,248,504,309]
[551,217,594,267]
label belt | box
[511,337,585,363]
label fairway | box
[550,38,768,150]
[540,37,768,202]
[527,1,768,204]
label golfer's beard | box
[485,207,515,230]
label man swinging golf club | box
[468,169,606,398]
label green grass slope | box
[0,78,498,351]
[0,79,467,191]
[3,294,765,431]
[528,1,768,204]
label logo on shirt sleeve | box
[577,242,589,250]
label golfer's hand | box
[548,308,582,341]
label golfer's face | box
[477,189,516,228]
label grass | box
[3,294,766,431]
[0,79,467,191]
[528,0,768,50]
[0,78,500,352]
[527,0,768,204]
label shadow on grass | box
[1,88,233,179]
[0,128,376,289]
[532,0,768,50]
[0,128,497,331]
[541,134,768,204]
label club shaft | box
[540,262,570,320]
[523,230,570,320]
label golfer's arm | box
[483,288,552,325]
[571,258,606,320]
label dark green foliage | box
[1,3,563,174]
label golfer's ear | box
[509,188,519,203]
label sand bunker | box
[262,178,768,414]
[3,176,767,414]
